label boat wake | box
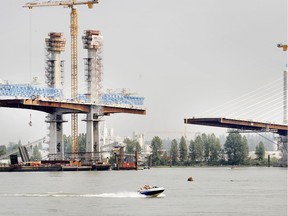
[0,191,157,198]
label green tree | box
[194,135,203,162]
[170,139,179,166]
[202,133,211,162]
[7,142,21,152]
[179,136,188,163]
[209,134,222,164]
[224,132,248,165]
[6,141,22,157]
[241,136,249,164]
[160,151,170,166]
[0,145,7,156]
[124,138,141,154]
[78,133,86,153]
[38,141,43,150]
[255,141,265,160]
[30,145,42,161]
[189,139,196,163]
[150,136,163,166]
[64,135,72,153]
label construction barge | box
[0,162,111,172]
[0,143,142,172]
[0,155,111,172]
[0,164,108,172]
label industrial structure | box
[112,146,139,170]
[0,0,146,168]
[45,32,66,159]
[277,43,287,125]
[82,29,103,161]
[23,0,100,155]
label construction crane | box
[23,0,99,154]
[277,43,288,51]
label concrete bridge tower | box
[82,30,103,162]
[45,32,66,159]
[277,43,288,166]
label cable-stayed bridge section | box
[184,118,287,136]
[184,73,287,164]
[184,74,287,132]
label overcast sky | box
[0,0,287,145]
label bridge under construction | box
[184,117,287,136]
[0,1,146,166]
[184,57,287,164]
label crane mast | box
[71,7,79,153]
[24,0,99,154]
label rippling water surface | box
[0,167,287,216]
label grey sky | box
[0,0,287,145]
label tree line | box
[0,140,42,161]
[149,132,275,167]
[0,132,274,166]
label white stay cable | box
[228,91,283,118]
[198,78,282,117]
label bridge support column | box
[85,106,103,163]
[46,113,66,160]
[93,120,100,160]
[278,135,287,166]
[83,30,103,163]
[283,71,287,124]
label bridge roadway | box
[0,98,146,115]
[184,117,287,136]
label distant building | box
[132,131,145,149]
[249,151,282,159]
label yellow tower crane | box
[277,43,288,51]
[24,0,99,154]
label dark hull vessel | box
[0,165,62,172]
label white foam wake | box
[0,191,145,198]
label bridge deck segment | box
[0,99,146,115]
[184,117,287,136]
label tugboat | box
[138,185,165,197]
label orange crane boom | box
[24,0,99,154]
[277,43,288,51]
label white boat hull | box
[138,187,165,197]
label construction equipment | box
[23,0,99,154]
[277,43,288,51]
[0,137,46,160]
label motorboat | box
[138,185,165,197]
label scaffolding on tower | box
[23,0,99,154]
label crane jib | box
[23,0,99,9]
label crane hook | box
[29,113,32,127]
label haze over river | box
[0,167,287,216]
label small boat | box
[138,185,165,197]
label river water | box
[0,167,287,216]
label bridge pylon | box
[277,43,288,165]
[45,32,66,160]
[82,30,104,162]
